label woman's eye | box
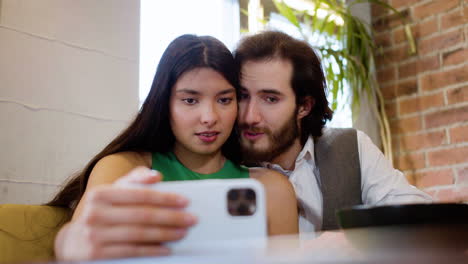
[182,98,197,105]
[218,97,233,105]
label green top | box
[152,152,249,181]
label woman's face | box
[170,67,237,157]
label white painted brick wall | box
[0,0,140,204]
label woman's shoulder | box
[248,167,287,182]
[248,167,295,204]
[89,151,151,185]
[98,151,151,168]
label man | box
[234,31,431,232]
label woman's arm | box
[55,152,197,260]
[250,168,299,236]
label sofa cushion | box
[0,204,70,263]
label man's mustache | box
[237,124,271,134]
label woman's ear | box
[297,96,314,120]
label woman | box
[49,34,298,260]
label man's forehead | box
[240,58,293,94]
[241,57,292,71]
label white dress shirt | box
[262,129,432,233]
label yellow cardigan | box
[0,204,70,263]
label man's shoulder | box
[316,127,357,145]
[313,127,361,165]
[322,127,356,135]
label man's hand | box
[54,167,197,260]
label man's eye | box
[265,96,278,103]
[218,97,233,105]
[239,93,249,100]
[182,98,197,105]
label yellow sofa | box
[0,204,70,263]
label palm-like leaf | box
[266,0,414,162]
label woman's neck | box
[172,145,225,174]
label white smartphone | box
[133,178,267,255]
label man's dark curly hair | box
[234,31,333,142]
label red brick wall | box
[372,0,468,202]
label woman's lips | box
[195,132,219,143]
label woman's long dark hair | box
[46,35,241,210]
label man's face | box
[238,58,300,163]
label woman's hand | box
[54,167,197,260]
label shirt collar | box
[260,135,315,176]
[297,135,315,163]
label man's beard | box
[239,111,299,165]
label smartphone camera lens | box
[237,203,249,215]
[245,189,256,201]
[228,190,239,201]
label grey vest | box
[314,128,362,230]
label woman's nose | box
[200,103,218,126]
